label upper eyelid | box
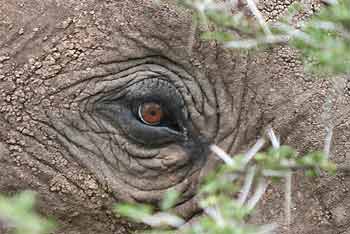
[76,64,192,122]
[77,72,157,103]
[79,75,176,107]
[74,60,192,101]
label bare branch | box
[246,178,268,210]
[284,172,292,227]
[324,126,333,159]
[266,128,280,149]
[245,0,272,36]
[242,138,265,165]
[238,166,256,205]
[210,144,235,166]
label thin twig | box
[224,34,289,48]
[284,171,292,227]
[242,138,265,165]
[246,178,268,210]
[187,18,198,56]
[238,166,256,205]
[256,223,278,234]
[262,169,288,177]
[324,126,333,159]
[141,212,185,227]
[210,144,235,166]
[266,128,280,148]
[203,207,225,227]
[245,0,272,36]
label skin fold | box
[0,0,350,234]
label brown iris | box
[138,102,164,125]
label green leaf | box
[114,203,153,221]
[305,169,318,177]
[291,0,350,75]
[201,31,234,42]
[161,189,180,210]
[0,191,55,234]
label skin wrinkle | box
[85,57,209,130]
[107,130,160,176]
[108,137,122,172]
[226,56,251,154]
[217,93,238,143]
[24,148,90,197]
[102,57,190,81]
[45,120,132,201]
[53,120,111,168]
[39,58,213,190]
[211,78,221,142]
[78,70,184,105]
[184,70,218,138]
[91,118,137,176]
[43,57,215,198]
[122,141,160,159]
[85,126,119,169]
[116,144,152,176]
[98,107,196,187]
[122,34,171,59]
[113,130,198,185]
[215,77,238,143]
[181,79,205,116]
[96,56,192,78]
[25,120,110,194]
[81,62,205,133]
[46,61,149,97]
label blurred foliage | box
[177,0,350,75]
[115,142,335,234]
[291,0,350,74]
[0,191,55,234]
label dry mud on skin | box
[0,0,350,234]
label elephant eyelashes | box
[138,102,164,126]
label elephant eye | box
[138,102,164,126]
[134,100,181,132]
[94,78,188,146]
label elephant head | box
[1,1,350,234]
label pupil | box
[150,110,157,116]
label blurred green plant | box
[177,0,350,75]
[115,129,336,234]
[0,191,55,234]
[291,0,350,74]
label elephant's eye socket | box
[94,78,187,146]
[138,102,164,126]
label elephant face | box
[1,0,249,219]
[48,57,214,205]
[2,0,350,234]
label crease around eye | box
[93,78,188,146]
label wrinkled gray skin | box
[1,0,350,234]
